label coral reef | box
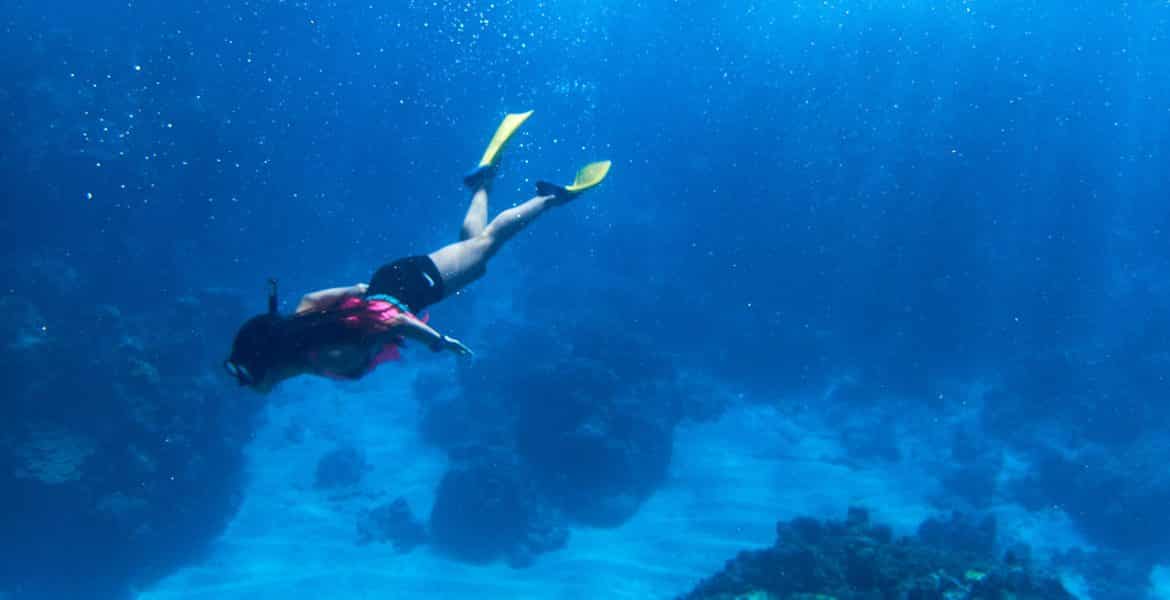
[0,260,265,599]
[683,508,1074,600]
[415,320,719,567]
[1011,439,1170,558]
[356,497,427,552]
[981,340,1170,581]
[8,424,95,485]
[916,512,997,560]
[511,358,674,527]
[314,445,370,489]
[428,453,569,567]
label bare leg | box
[460,187,489,240]
[430,194,556,295]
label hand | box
[435,335,474,357]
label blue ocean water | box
[3,1,1169,598]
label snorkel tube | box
[267,277,279,315]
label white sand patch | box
[990,502,1091,560]
[1059,570,1093,600]
[1150,565,1170,599]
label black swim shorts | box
[366,255,445,313]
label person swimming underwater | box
[223,111,611,392]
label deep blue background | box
[6,1,1167,363]
[3,0,1170,597]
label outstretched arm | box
[395,313,473,356]
[296,283,368,313]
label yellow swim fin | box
[535,160,612,202]
[478,110,533,168]
[564,160,612,193]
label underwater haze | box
[3,1,1170,598]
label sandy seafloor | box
[142,365,1103,599]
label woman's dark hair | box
[226,313,289,385]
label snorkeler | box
[223,111,611,392]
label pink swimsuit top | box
[309,294,425,380]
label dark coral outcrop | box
[415,320,719,567]
[683,508,1075,600]
[1,262,265,599]
[356,497,428,552]
[314,445,370,489]
[427,449,569,568]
